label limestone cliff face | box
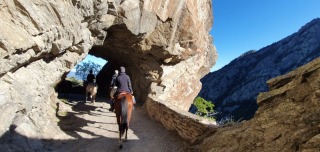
[198,57,320,152]
[0,1,94,150]
[197,18,320,121]
[93,0,216,111]
[0,0,215,150]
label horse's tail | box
[120,96,128,136]
[86,83,98,95]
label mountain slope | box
[198,56,320,152]
[198,18,320,121]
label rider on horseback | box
[87,70,95,83]
[109,66,133,112]
[86,70,96,100]
[109,70,118,97]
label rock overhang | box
[0,0,216,146]
[88,0,216,111]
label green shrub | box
[193,97,215,121]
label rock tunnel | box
[86,1,218,111]
[90,24,155,104]
[91,23,196,105]
[0,0,217,147]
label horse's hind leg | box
[125,128,128,141]
[92,97,95,105]
[91,95,95,105]
[119,131,123,149]
[85,91,87,103]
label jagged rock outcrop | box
[0,0,215,150]
[198,56,320,152]
[197,18,320,121]
[0,0,95,150]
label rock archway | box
[0,0,216,149]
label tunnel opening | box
[89,24,160,106]
[55,54,107,101]
[55,24,157,107]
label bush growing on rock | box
[194,97,216,120]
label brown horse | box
[114,92,134,149]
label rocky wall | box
[0,0,216,150]
[146,97,216,142]
[0,0,94,150]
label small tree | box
[193,97,215,120]
[239,49,256,58]
[75,61,101,80]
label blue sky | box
[80,0,320,72]
[81,55,106,67]
[210,0,320,71]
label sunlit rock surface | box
[0,0,215,150]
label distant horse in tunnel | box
[114,92,134,149]
[85,82,98,104]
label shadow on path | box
[0,93,189,152]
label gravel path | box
[44,95,188,152]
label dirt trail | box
[45,95,188,152]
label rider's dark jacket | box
[87,73,95,83]
[115,68,132,93]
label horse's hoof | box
[119,145,123,149]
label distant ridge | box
[195,18,320,121]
